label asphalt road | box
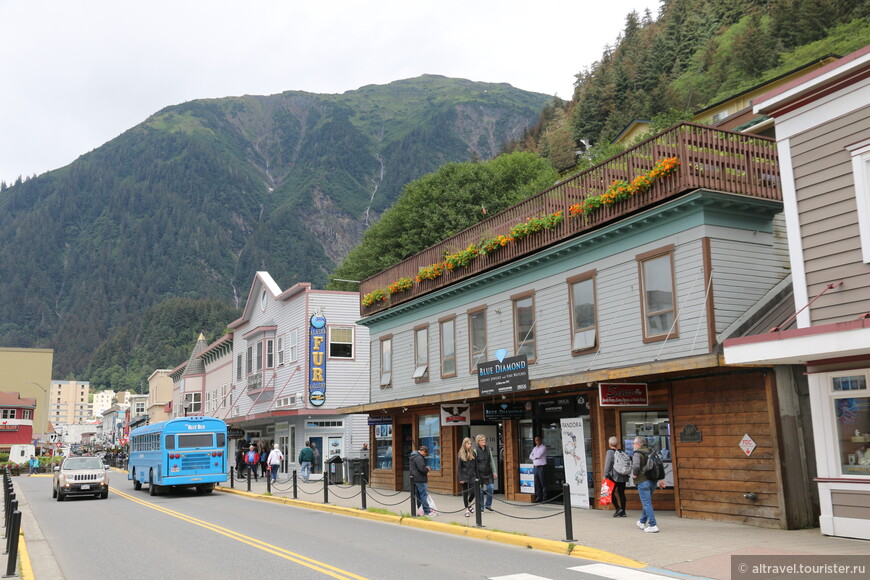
[14,476,641,580]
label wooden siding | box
[791,105,870,325]
[671,373,784,528]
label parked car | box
[52,457,110,501]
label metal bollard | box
[410,476,418,516]
[474,479,483,527]
[359,476,366,511]
[323,472,329,504]
[4,500,16,554]
[562,483,575,542]
[229,467,234,489]
[3,495,14,537]
[266,473,271,494]
[4,511,20,577]
[246,466,252,492]
[292,470,298,499]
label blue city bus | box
[128,416,228,495]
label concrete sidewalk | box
[225,473,870,580]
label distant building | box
[0,392,37,448]
[49,380,92,426]
[146,370,173,424]
[0,346,53,443]
[91,390,114,420]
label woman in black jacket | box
[457,437,477,517]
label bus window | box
[178,433,214,449]
[217,433,226,448]
[165,435,175,450]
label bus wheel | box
[196,484,214,494]
[149,470,159,496]
[133,469,142,491]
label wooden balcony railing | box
[360,123,780,317]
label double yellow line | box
[112,488,367,579]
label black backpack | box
[639,449,666,481]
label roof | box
[0,392,37,407]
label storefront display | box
[374,424,393,470]
[832,374,870,476]
[418,414,441,470]
[620,410,673,487]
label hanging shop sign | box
[483,402,527,421]
[367,416,393,426]
[535,397,577,418]
[478,353,529,396]
[598,383,649,406]
[440,404,471,426]
[227,428,246,439]
[309,315,327,407]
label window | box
[255,340,263,372]
[413,325,428,380]
[380,336,392,387]
[638,246,678,341]
[289,329,298,362]
[329,327,354,358]
[183,392,202,413]
[469,308,487,373]
[829,371,870,476]
[418,414,441,471]
[23,410,32,420]
[236,353,243,380]
[277,336,284,366]
[440,317,456,378]
[1,409,15,419]
[246,345,253,375]
[847,139,870,263]
[266,338,274,369]
[569,272,598,352]
[375,423,393,470]
[513,293,537,361]
[621,410,673,487]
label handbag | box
[598,477,615,506]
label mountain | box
[0,75,551,377]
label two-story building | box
[344,122,817,529]
[724,46,870,540]
[0,392,36,449]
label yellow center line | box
[113,488,367,580]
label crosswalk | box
[490,562,708,579]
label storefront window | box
[620,410,672,487]
[374,424,393,470]
[831,372,870,476]
[418,414,441,471]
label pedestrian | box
[474,434,497,511]
[298,441,314,482]
[409,444,437,517]
[310,441,320,474]
[529,435,548,503]
[267,443,283,483]
[632,436,666,533]
[235,445,246,478]
[457,437,477,517]
[28,455,39,476]
[244,444,259,481]
[258,440,270,477]
[604,436,629,517]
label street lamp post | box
[25,381,48,445]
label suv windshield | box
[63,458,104,470]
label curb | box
[18,531,34,580]
[215,486,647,569]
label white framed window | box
[183,392,202,414]
[413,325,428,380]
[246,345,253,375]
[380,336,392,387]
[440,317,456,378]
[23,410,32,420]
[237,353,244,380]
[568,271,597,352]
[827,369,870,477]
[847,139,870,263]
[469,307,487,373]
[329,326,354,358]
[637,246,678,341]
[289,329,298,362]
[255,340,263,372]
[513,292,537,361]
[277,336,284,366]
[1,409,15,419]
[266,338,274,369]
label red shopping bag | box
[599,477,615,506]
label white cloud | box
[0,0,659,184]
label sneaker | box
[644,525,660,533]
[464,510,471,517]
[636,520,647,530]
[427,511,439,517]
[469,505,474,513]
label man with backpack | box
[631,436,666,533]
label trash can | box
[327,455,344,484]
[347,458,370,485]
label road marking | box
[569,563,672,578]
[489,575,549,579]
[113,488,366,579]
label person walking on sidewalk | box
[267,443,284,483]
[298,441,314,482]
[244,444,260,481]
[28,455,39,475]
[474,434,497,511]
[604,436,628,517]
[632,436,665,533]
[410,445,437,517]
[457,437,477,517]
[529,435,548,503]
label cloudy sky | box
[0,1,660,185]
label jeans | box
[533,465,547,502]
[270,464,280,482]
[300,461,311,481]
[637,479,657,526]
[245,464,258,480]
[479,480,494,509]
[414,481,433,514]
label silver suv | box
[53,457,110,501]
